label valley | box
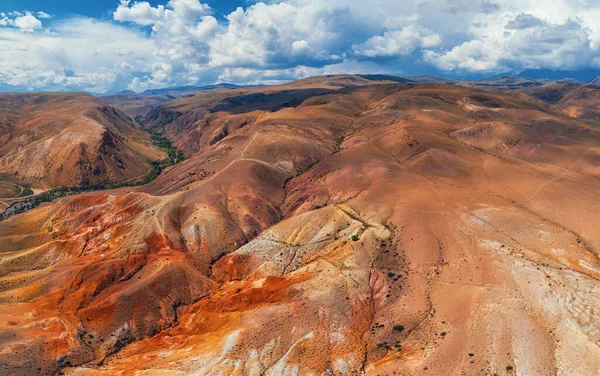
[1,75,600,375]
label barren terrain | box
[0,93,165,191]
[1,76,600,375]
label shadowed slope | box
[524,83,600,121]
[0,93,165,190]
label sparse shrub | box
[18,187,34,197]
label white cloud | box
[14,15,42,31]
[425,5,600,73]
[36,12,52,19]
[207,2,372,69]
[114,0,213,34]
[354,26,441,57]
[1,11,43,31]
[113,0,218,89]
[114,0,383,89]
[114,1,168,26]
[505,13,545,30]
[114,48,133,56]
[0,17,154,92]
[418,0,500,14]
[2,0,600,92]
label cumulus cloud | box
[114,0,211,25]
[419,0,500,14]
[505,14,545,30]
[208,2,374,69]
[36,12,52,19]
[425,5,600,73]
[354,25,441,57]
[2,0,600,92]
[0,11,44,31]
[113,0,218,89]
[0,17,154,92]
[14,13,42,31]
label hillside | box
[101,84,242,118]
[523,83,600,121]
[0,93,165,191]
[1,78,600,374]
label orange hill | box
[0,93,165,190]
[1,78,600,375]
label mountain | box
[101,83,243,118]
[2,76,600,374]
[522,83,600,120]
[0,93,165,190]
[102,76,590,119]
[590,76,600,84]
[101,92,176,118]
[141,83,241,96]
[114,90,137,95]
[408,75,582,87]
[469,75,553,87]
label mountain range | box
[1,75,600,374]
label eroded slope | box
[0,93,164,190]
[1,81,600,375]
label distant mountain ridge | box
[102,83,247,117]
[407,75,582,87]
[102,74,592,118]
[140,83,242,96]
[109,83,242,97]
[108,75,589,98]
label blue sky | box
[1,0,600,93]
[0,0,243,19]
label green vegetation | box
[151,134,185,165]
[136,116,185,166]
[17,187,34,197]
[150,134,173,149]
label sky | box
[1,0,600,93]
